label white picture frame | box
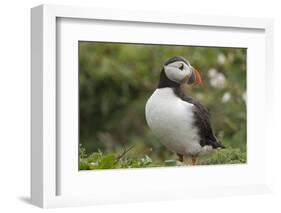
[31,4,274,208]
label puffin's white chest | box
[145,88,202,156]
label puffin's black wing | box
[191,100,224,148]
[174,88,224,149]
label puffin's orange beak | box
[192,67,203,85]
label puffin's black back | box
[173,87,225,149]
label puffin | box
[145,56,224,165]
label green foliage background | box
[79,42,247,169]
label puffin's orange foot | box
[191,156,197,165]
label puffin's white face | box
[164,61,192,84]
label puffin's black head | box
[158,56,203,88]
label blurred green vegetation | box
[79,146,246,170]
[79,41,247,169]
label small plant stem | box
[116,145,134,162]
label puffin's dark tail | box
[210,140,225,149]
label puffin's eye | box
[179,64,184,71]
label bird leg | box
[178,154,198,166]
[177,153,184,162]
[191,156,197,165]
